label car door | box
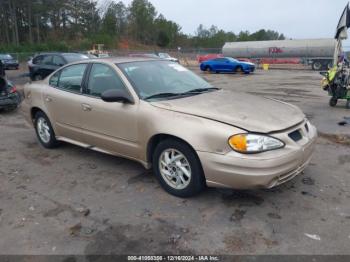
[210,58,220,71]
[214,58,227,71]
[43,63,88,142]
[219,58,231,71]
[79,62,139,159]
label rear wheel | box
[152,139,205,198]
[329,97,338,107]
[205,66,213,73]
[312,61,322,71]
[327,62,333,69]
[34,111,59,148]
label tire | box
[33,74,43,81]
[346,100,350,109]
[329,97,338,107]
[34,111,59,148]
[235,66,243,73]
[152,139,205,198]
[312,61,322,71]
[205,66,213,73]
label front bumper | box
[198,121,317,189]
[244,66,255,73]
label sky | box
[102,0,350,48]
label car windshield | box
[0,54,13,60]
[62,53,90,63]
[118,61,214,100]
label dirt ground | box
[0,64,349,256]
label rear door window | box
[56,64,87,93]
[42,55,53,65]
[52,56,66,67]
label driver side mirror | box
[101,89,134,104]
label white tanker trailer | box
[222,38,338,70]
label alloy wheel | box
[158,148,192,190]
[37,117,51,143]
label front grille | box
[288,129,302,142]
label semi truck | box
[222,38,338,70]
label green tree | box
[157,31,170,47]
[128,0,157,44]
[154,14,181,47]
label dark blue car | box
[200,57,255,74]
[0,54,19,70]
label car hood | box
[240,61,255,66]
[150,90,305,133]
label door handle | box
[81,103,92,111]
[45,96,52,102]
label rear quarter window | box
[49,71,60,87]
[33,55,44,65]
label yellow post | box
[262,64,270,71]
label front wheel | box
[34,111,59,148]
[152,139,205,198]
[235,66,243,73]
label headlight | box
[228,134,285,154]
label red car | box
[197,54,223,63]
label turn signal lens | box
[229,134,285,154]
[228,134,247,152]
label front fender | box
[137,101,244,163]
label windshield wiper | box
[144,92,181,100]
[144,88,220,101]
[184,87,221,94]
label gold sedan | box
[22,58,317,197]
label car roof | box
[35,52,88,56]
[80,56,162,64]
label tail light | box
[9,85,17,94]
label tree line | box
[0,0,285,52]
